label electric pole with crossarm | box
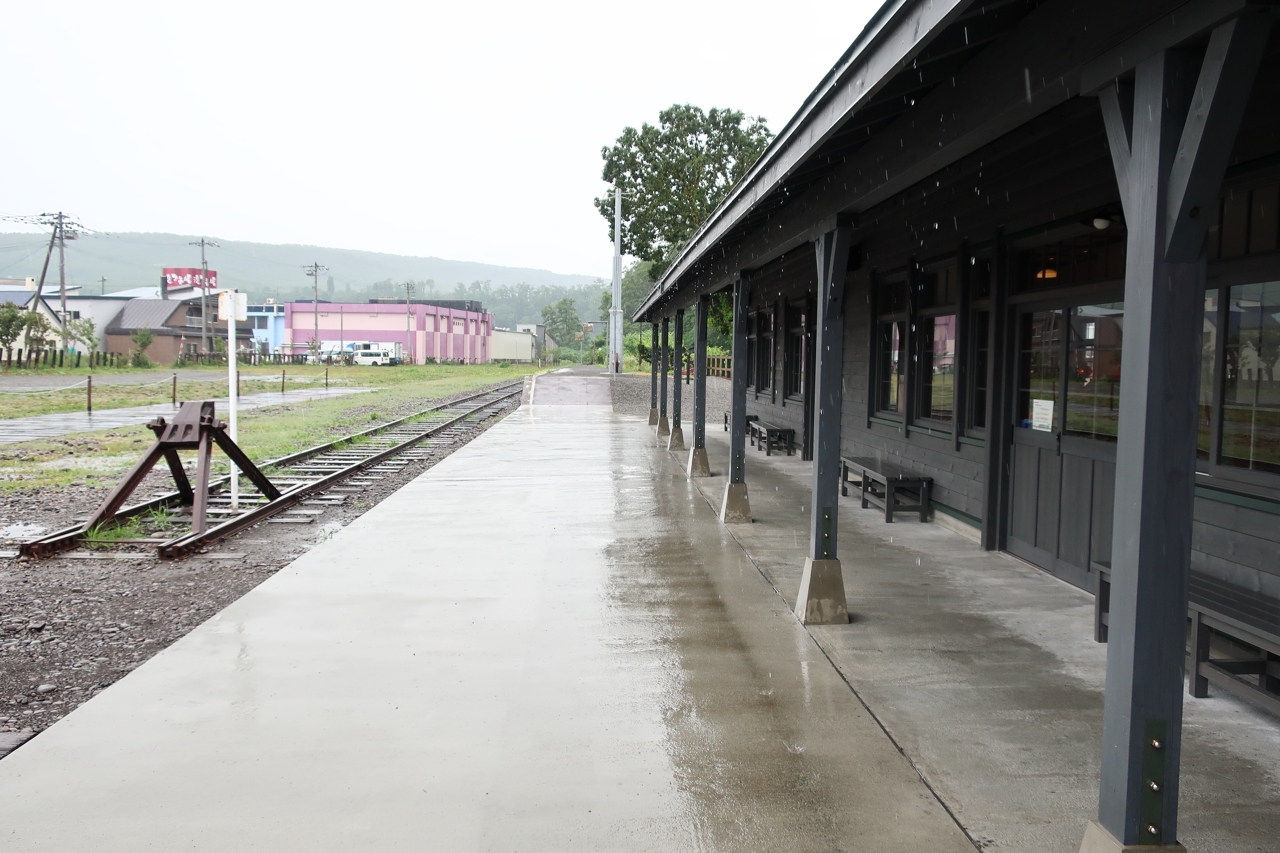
[304,262,329,361]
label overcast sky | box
[5,0,881,280]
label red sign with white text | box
[162,267,218,290]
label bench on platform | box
[748,420,795,456]
[840,456,932,523]
[723,412,759,432]
[1095,566,1280,717]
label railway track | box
[20,382,523,560]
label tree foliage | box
[23,311,52,349]
[540,297,581,349]
[0,303,24,352]
[67,317,98,352]
[595,104,773,276]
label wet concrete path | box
[0,375,972,851]
[685,420,1280,853]
[0,387,369,444]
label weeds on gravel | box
[84,515,146,544]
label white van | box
[353,349,397,366]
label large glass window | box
[969,309,990,429]
[1016,233,1125,292]
[755,311,773,392]
[878,321,906,414]
[1066,304,1124,441]
[875,277,908,416]
[1016,309,1063,432]
[916,315,957,421]
[784,303,805,399]
[915,265,958,423]
[1199,289,1219,459]
[1221,281,1280,474]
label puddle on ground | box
[1,523,46,539]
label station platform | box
[3,370,1276,852]
[0,372,972,852]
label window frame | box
[1198,253,1280,493]
[871,270,910,421]
[911,256,961,429]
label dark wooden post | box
[1086,18,1269,852]
[668,309,685,451]
[648,322,659,425]
[720,278,750,523]
[86,375,92,414]
[687,294,711,477]
[657,317,670,438]
[795,227,852,625]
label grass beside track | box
[0,364,535,493]
[0,362,527,419]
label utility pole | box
[189,238,219,353]
[403,282,415,364]
[303,262,328,361]
[55,212,70,351]
[610,185,623,378]
[99,276,107,296]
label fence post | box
[281,369,286,393]
[172,373,177,406]
[325,367,328,389]
[87,375,92,414]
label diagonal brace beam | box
[1165,12,1272,261]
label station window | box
[755,309,773,393]
[967,257,993,431]
[1015,232,1125,292]
[1208,183,1279,259]
[784,301,807,399]
[745,314,756,389]
[914,264,958,424]
[1213,280,1280,475]
[875,276,908,417]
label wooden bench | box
[840,456,932,523]
[748,420,795,456]
[723,412,759,432]
[1095,566,1280,717]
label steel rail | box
[19,382,523,558]
[157,387,521,558]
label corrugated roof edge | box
[633,0,971,321]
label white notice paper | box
[1032,399,1054,432]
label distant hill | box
[0,232,602,301]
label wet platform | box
[3,371,1275,851]
[0,372,973,851]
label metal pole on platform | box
[1087,19,1269,851]
[720,278,750,523]
[795,228,852,625]
[225,290,241,510]
[648,322,659,425]
[687,294,710,477]
[657,317,670,438]
[668,309,684,450]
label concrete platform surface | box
[0,377,973,851]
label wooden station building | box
[635,1,1280,850]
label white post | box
[228,292,240,510]
[610,184,623,377]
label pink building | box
[284,301,492,363]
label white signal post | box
[220,290,249,509]
[609,185,623,378]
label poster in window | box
[1032,399,1054,431]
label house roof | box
[105,300,181,333]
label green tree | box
[23,311,53,350]
[595,104,773,276]
[130,328,154,368]
[540,297,581,349]
[67,317,98,353]
[0,303,24,354]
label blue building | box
[246,302,287,354]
